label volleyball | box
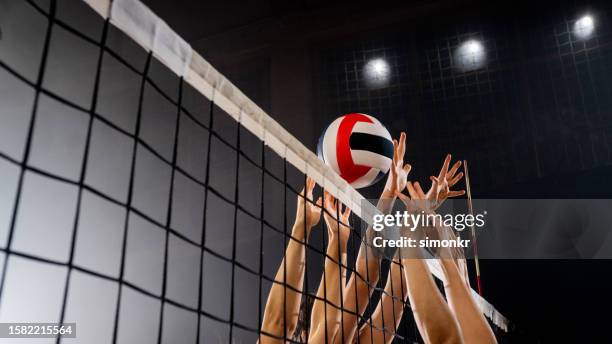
[317,113,394,189]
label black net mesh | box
[0,0,509,343]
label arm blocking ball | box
[317,113,394,189]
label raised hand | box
[426,154,465,208]
[295,177,323,230]
[396,181,431,213]
[383,132,412,197]
[322,192,351,245]
[401,179,466,259]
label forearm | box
[383,259,409,331]
[337,238,382,343]
[359,257,409,344]
[275,224,309,294]
[440,259,497,344]
[339,193,395,343]
[403,258,463,344]
[355,190,397,301]
[310,235,347,342]
[341,251,347,288]
[261,224,309,341]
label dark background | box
[144,0,610,341]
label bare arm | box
[338,132,412,344]
[338,198,388,343]
[358,256,408,344]
[423,155,494,343]
[395,183,464,344]
[403,257,463,344]
[309,194,351,343]
[440,258,497,344]
[260,178,322,343]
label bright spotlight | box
[455,39,486,72]
[574,15,595,40]
[363,58,391,89]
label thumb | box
[403,164,412,174]
[429,176,439,195]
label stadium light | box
[363,58,391,88]
[574,15,595,40]
[455,39,486,72]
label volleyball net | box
[0,0,508,342]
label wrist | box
[339,238,350,251]
[439,258,460,276]
[381,188,396,199]
[292,222,312,241]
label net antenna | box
[463,160,483,296]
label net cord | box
[80,0,508,331]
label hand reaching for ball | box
[425,154,465,209]
[383,132,412,197]
[322,192,351,246]
[295,177,322,232]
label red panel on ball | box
[336,113,372,183]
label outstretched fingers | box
[324,191,336,214]
[398,132,406,162]
[413,181,427,199]
[448,172,464,187]
[406,182,418,200]
[315,196,323,208]
[430,175,439,185]
[447,160,462,179]
[322,191,352,233]
[439,153,452,180]
[448,190,466,198]
[341,205,351,223]
[392,139,399,164]
[299,177,315,203]
[406,181,425,200]
[395,190,411,205]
